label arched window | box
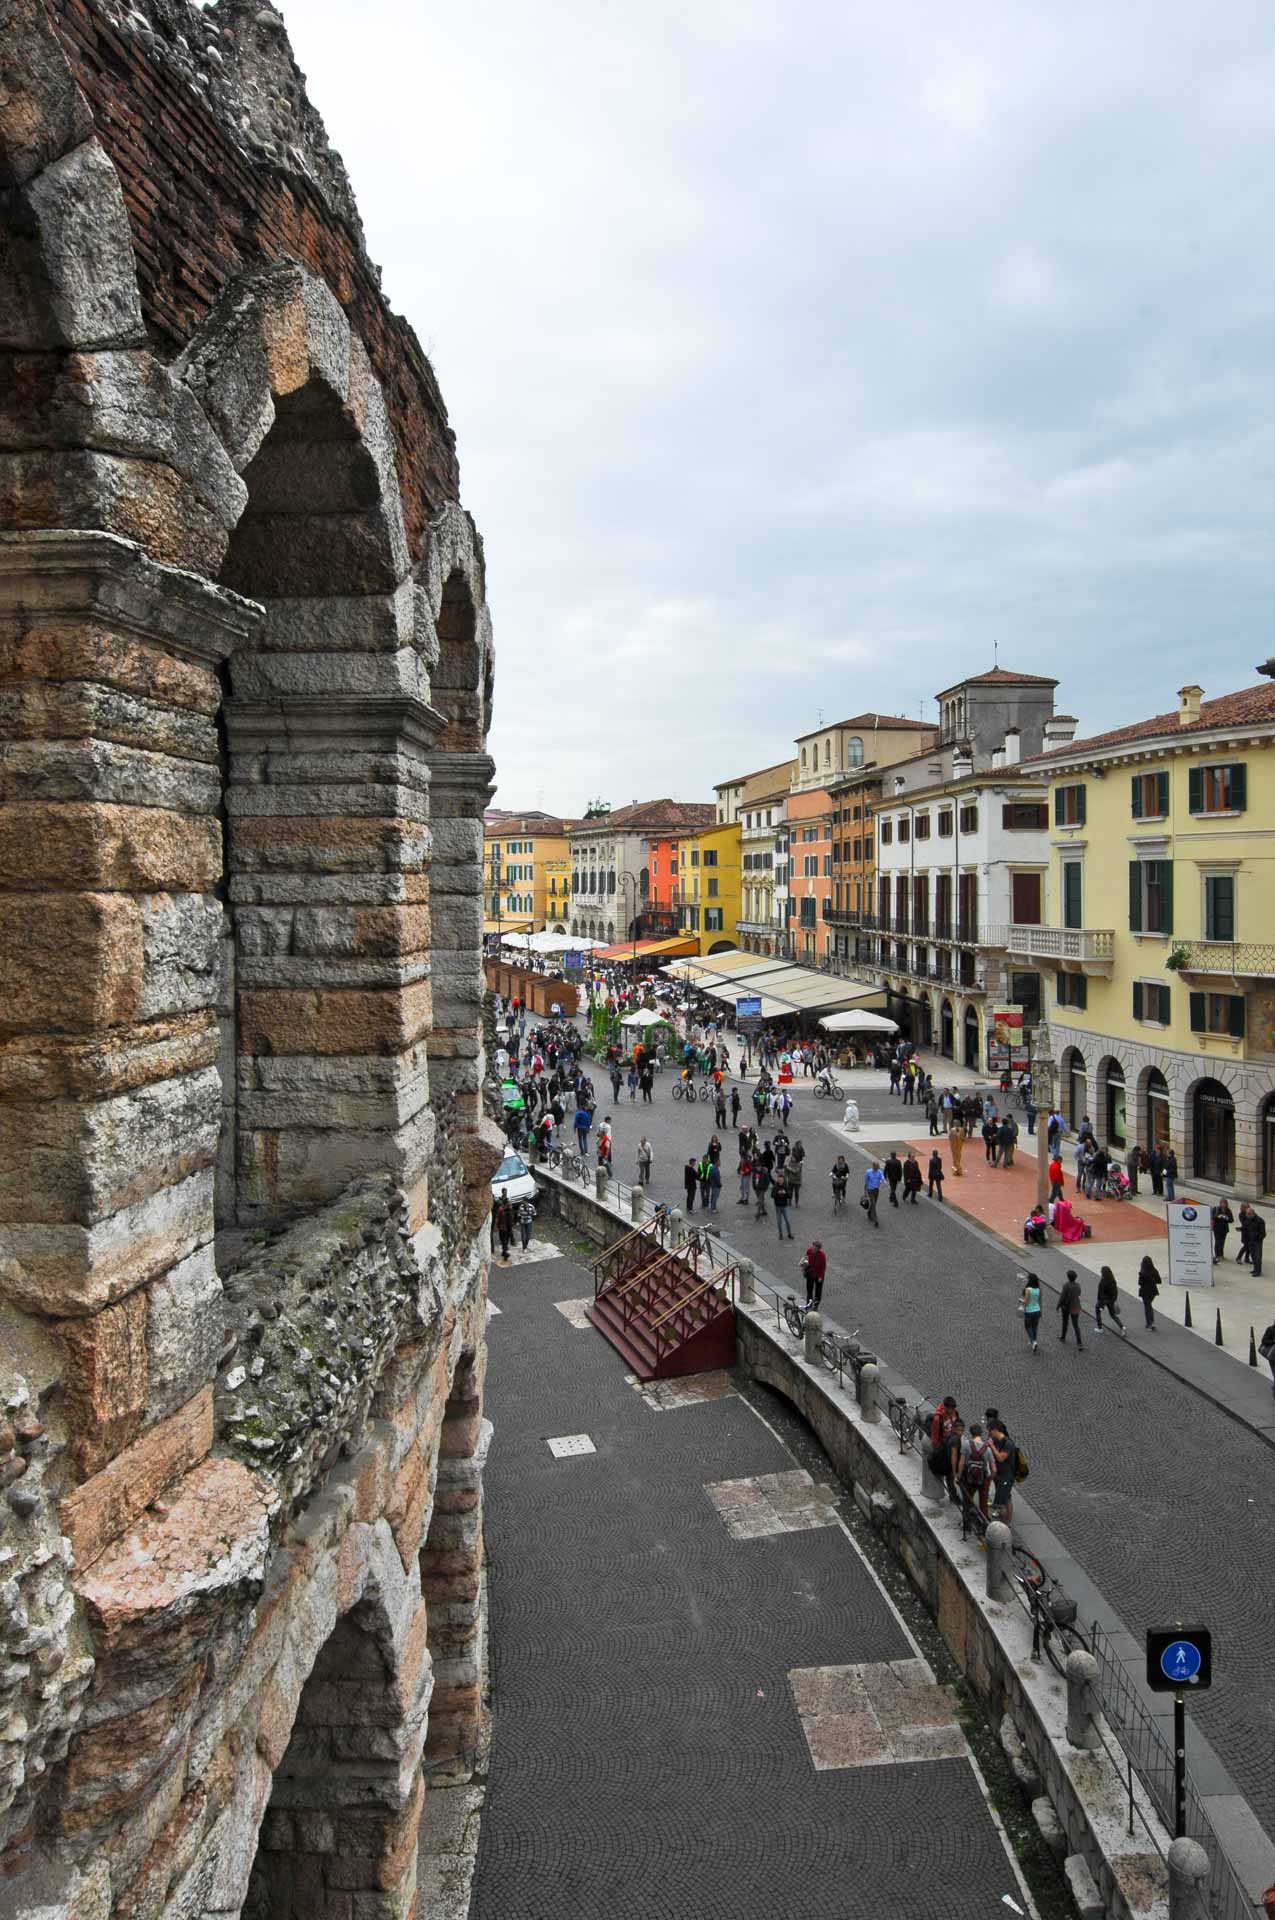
[801,747,808,767]
[824,739,831,765]
[1061,1046,1086,1129]
[847,737,864,769]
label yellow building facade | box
[676,820,743,955]
[482,812,572,936]
[1012,678,1275,1196]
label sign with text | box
[1166,1201,1214,1289]
[987,1004,1029,1074]
[735,994,763,1035]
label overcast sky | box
[284,1,1275,815]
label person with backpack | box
[1020,1273,1042,1350]
[1137,1254,1161,1330]
[1094,1265,1125,1336]
[1058,1268,1084,1348]
[959,1423,993,1520]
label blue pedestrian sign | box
[1145,1626,1212,1692]
[1161,1640,1201,1683]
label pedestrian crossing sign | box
[1145,1627,1212,1692]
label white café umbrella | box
[819,1009,898,1034]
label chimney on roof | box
[1003,727,1021,766]
[1042,716,1078,747]
[990,746,1005,771]
[1178,684,1203,727]
[1258,657,1275,680]
[951,745,973,780]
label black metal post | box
[1174,1692,1187,1839]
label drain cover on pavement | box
[546,1433,595,1458]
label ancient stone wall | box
[0,5,500,1915]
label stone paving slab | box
[625,1368,739,1410]
[790,1657,969,1770]
[470,1246,1033,1920]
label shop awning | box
[593,935,700,961]
[483,918,534,937]
[691,960,889,1018]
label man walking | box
[1047,1152,1064,1204]
[1249,1207,1266,1278]
[707,1157,722,1213]
[492,1188,514,1264]
[902,1150,922,1204]
[1058,1268,1084,1348]
[803,1239,826,1309]
[773,1168,794,1240]
[683,1156,698,1213]
[884,1149,903,1208]
[730,1085,741,1128]
[637,1136,653,1189]
[863,1160,884,1228]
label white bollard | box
[736,1256,756,1305]
[860,1361,881,1423]
[630,1183,645,1223]
[803,1308,823,1366]
[1167,1837,1211,1920]
[1064,1649,1102,1752]
[669,1207,686,1248]
[985,1520,1013,1601]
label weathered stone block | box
[137,893,223,1020]
[0,802,221,892]
[0,1166,214,1315]
[61,1386,214,1570]
[9,139,145,349]
[145,1243,223,1423]
[0,890,142,1036]
[55,1286,149,1476]
[238,982,432,1058]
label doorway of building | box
[1104,1061,1126,1150]
[1146,1068,1170,1156]
[1193,1079,1235,1185]
[963,1007,979,1070]
[1262,1096,1275,1195]
[940,998,954,1059]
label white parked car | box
[490,1151,539,1210]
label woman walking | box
[1137,1254,1161,1330]
[1021,1274,1042,1351]
[1094,1265,1125,1336]
[1212,1197,1233,1263]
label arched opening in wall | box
[1191,1078,1235,1186]
[1099,1056,1126,1150]
[419,1353,486,1789]
[1261,1095,1275,1195]
[432,570,482,751]
[211,372,409,1238]
[963,1006,979,1070]
[243,1597,427,1920]
[1061,1046,1086,1129]
[1144,1066,1171,1156]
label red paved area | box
[890,1137,1167,1249]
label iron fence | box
[1088,1625,1259,1920]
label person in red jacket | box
[803,1240,827,1309]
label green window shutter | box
[1160,984,1170,1023]
[1228,994,1246,1039]
[1130,776,1142,819]
[1075,975,1087,1010]
[1208,875,1235,942]
[1160,861,1173,937]
[1054,788,1064,825]
[1189,991,1206,1032]
[1188,765,1203,813]
[1128,862,1142,933]
[1157,770,1169,815]
[1133,981,1144,1020]
[1077,786,1086,825]
[1230,763,1247,812]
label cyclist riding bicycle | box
[816,1063,835,1094]
[831,1155,849,1205]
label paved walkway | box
[550,1044,1275,1845]
[471,1245,1037,1920]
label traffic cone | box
[1214,1308,1224,1347]
[1250,1326,1259,1368]
[1183,1291,1193,1329]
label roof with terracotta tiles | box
[796,712,930,739]
[1022,681,1275,764]
[567,799,716,833]
[934,667,1058,698]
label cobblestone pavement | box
[576,1057,1275,1840]
[470,1246,1035,1920]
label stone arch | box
[1138,1061,1172,1156]
[241,1523,432,1920]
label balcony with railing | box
[1171,942,1275,980]
[990,925,1114,971]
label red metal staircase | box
[585,1225,738,1380]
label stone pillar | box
[1065,1649,1102,1751]
[630,1183,645,1222]
[420,1361,489,1783]
[1167,1838,1211,1920]
[0,532,259,1485]
[860,1361,881,1423]
[803,1309,822,1366]
[420,751,496,1121]
[737,1256,756,1305]
[985,1520,1013,1600]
